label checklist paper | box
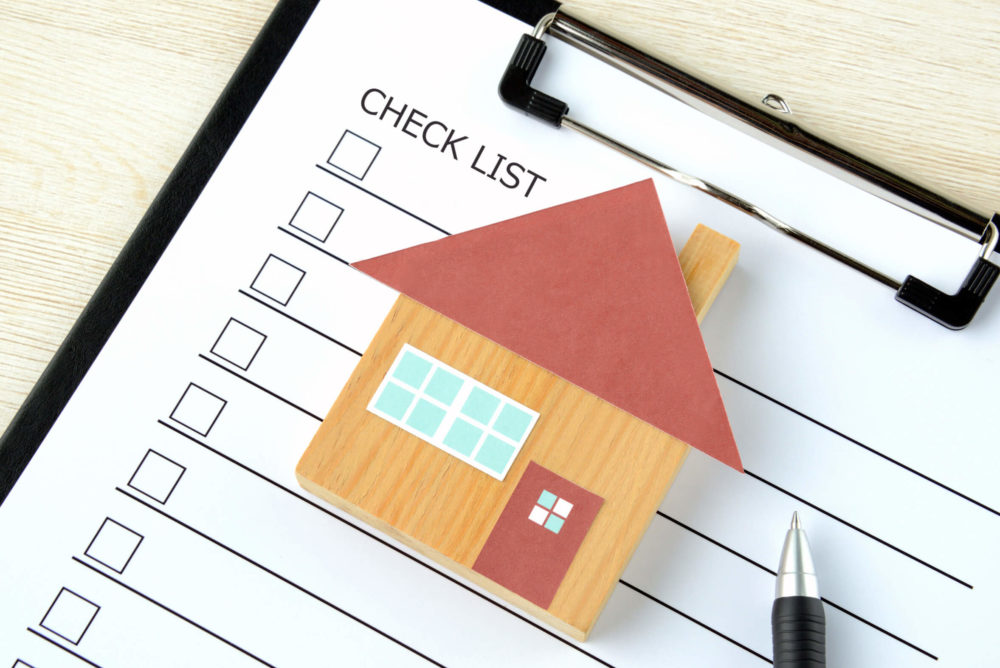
[1,0,998,665]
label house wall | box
[297,294,691,637]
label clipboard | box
[1,1,998,664]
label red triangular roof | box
[353,180,741,470]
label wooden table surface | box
[1,0,997,435]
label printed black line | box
[197,354,323,421]
[820,599,938,661]
[238,289,363,356]
[277,226,351,266]
[617,580,772,664]
[315,164,451,236]
[744,469,973,589]
[72,557,275,667]
[156,419,615,667]
[114,488,444,667]
[657,512,774,574]
[26,627,101,668]
[714,368,999,519]
[657,512,939,660]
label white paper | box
[2,0,997,666]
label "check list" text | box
[361,88,548,198]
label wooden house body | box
[297,180,740,639]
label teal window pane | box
[474,436,515,474]
[537,490,557,509]
[461,387,500,424]
[493,404,533,442]
[442,418,482,456]
[544,514,565,533]
[424,367,464,406]
[392,351,432,389]
[406,399,446,437]
[374,382,415,420]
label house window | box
[367,344,539,480]
[528,489,573,534]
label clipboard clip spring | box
[499,12,1000,329]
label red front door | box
[473,461,603,609]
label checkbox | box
[85,518,143,574]
[211,318,266,370]
[40,588,99,645]
[128,449,185,504]
[289,192,344,243]
[327,130,381,180]
[250,255,305,306]
[170,383,226,436]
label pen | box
[772,512,826,667]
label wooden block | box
[297,225,739,640]
[680,224,740,324]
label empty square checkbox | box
[40,588,99,645]
[128,449,185,504]
[251,255,305,306]
[211,318,266,370]
[327,130,381,180]
[170,383,226,436]
[289,192,344,243]
[85,518,143,573]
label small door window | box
[528,489,574,534]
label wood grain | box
[680,224,741,324]
[2,0,996,438]
[296,225,739,639]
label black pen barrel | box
[771,595,826,667]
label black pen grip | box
[771,596,826,667]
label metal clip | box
[895,217,999,328]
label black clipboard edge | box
[0,0,320,504]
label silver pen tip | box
[775,510,819,598]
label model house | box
[297,179,740,639]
